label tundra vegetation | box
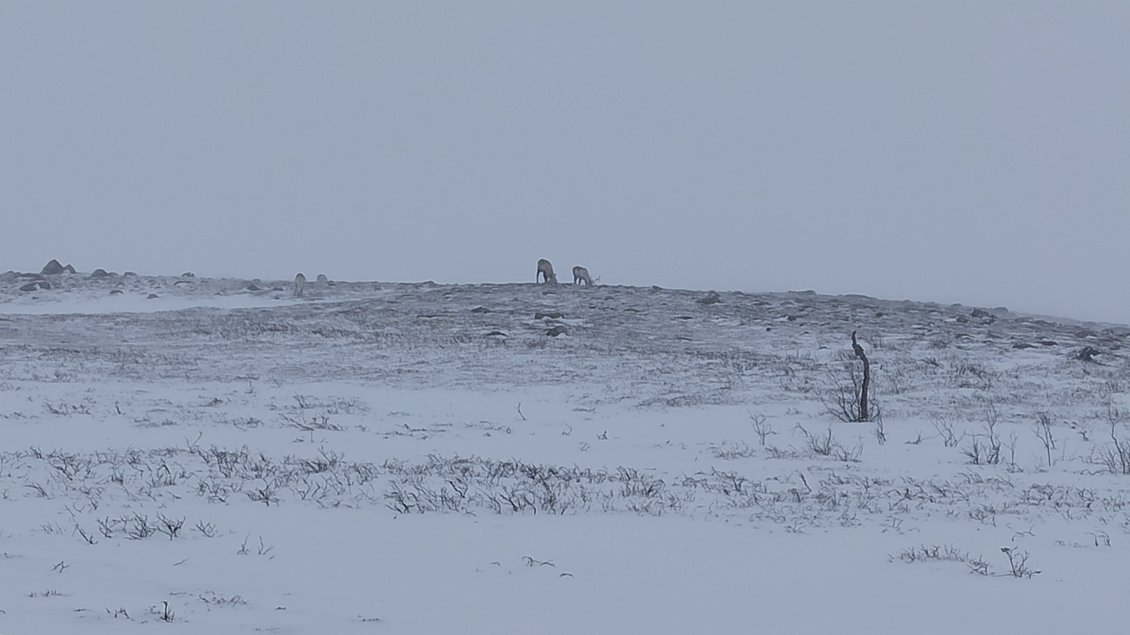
[0,270,1127,632]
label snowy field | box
[2,270,1130,633]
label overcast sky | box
[2,2,1128,322]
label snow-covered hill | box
[2,270,1128,633]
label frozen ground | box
[2,270,1130,633]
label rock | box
[123,271,138,278]
[109,289,124,295]
[971,308,996,324]
[89,268,112,279]
[180,272,195,278]
[471,306,492,313]
[696,291,722,305]
[146,293,159,299]
[316,274,329,283]
[40,259,66,275]
[62,264,76,274]
[20,280,51,291]
[1076,346,1101,363]
[246,284,260,291]
[545,325,568,337]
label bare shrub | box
[948,361,995,391]
[1097,401,1130,475]
[1000,546,1040,578]
[795,425,862,462]
[893,544,972,564]
[750,413,776,446]
[1033,412,1057,467]
[963,404,1003,465]
[157,514,185,540]
[932,416,964,447]
[125,514,156,540]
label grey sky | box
[2,2,1128,322]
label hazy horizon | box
[3,3,1128,324]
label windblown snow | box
[2,271,1129,633]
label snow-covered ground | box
[2,270,1129,633]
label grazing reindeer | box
[536,259,557,284]
[572,266,593,286]
[294,273,306,297]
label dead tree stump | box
[851,330,871,422]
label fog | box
[2,2,1128,322]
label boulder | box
[1076,346,1101,363]
[40,259,66,275]
[696,291,722,305]
[970,308,996,324]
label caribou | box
[572,266,593,286]
[294,273,306,297]
[536,259,558,284]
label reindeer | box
[572,266,593,286]
[536,259,557,284]
[294,273,306,297]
